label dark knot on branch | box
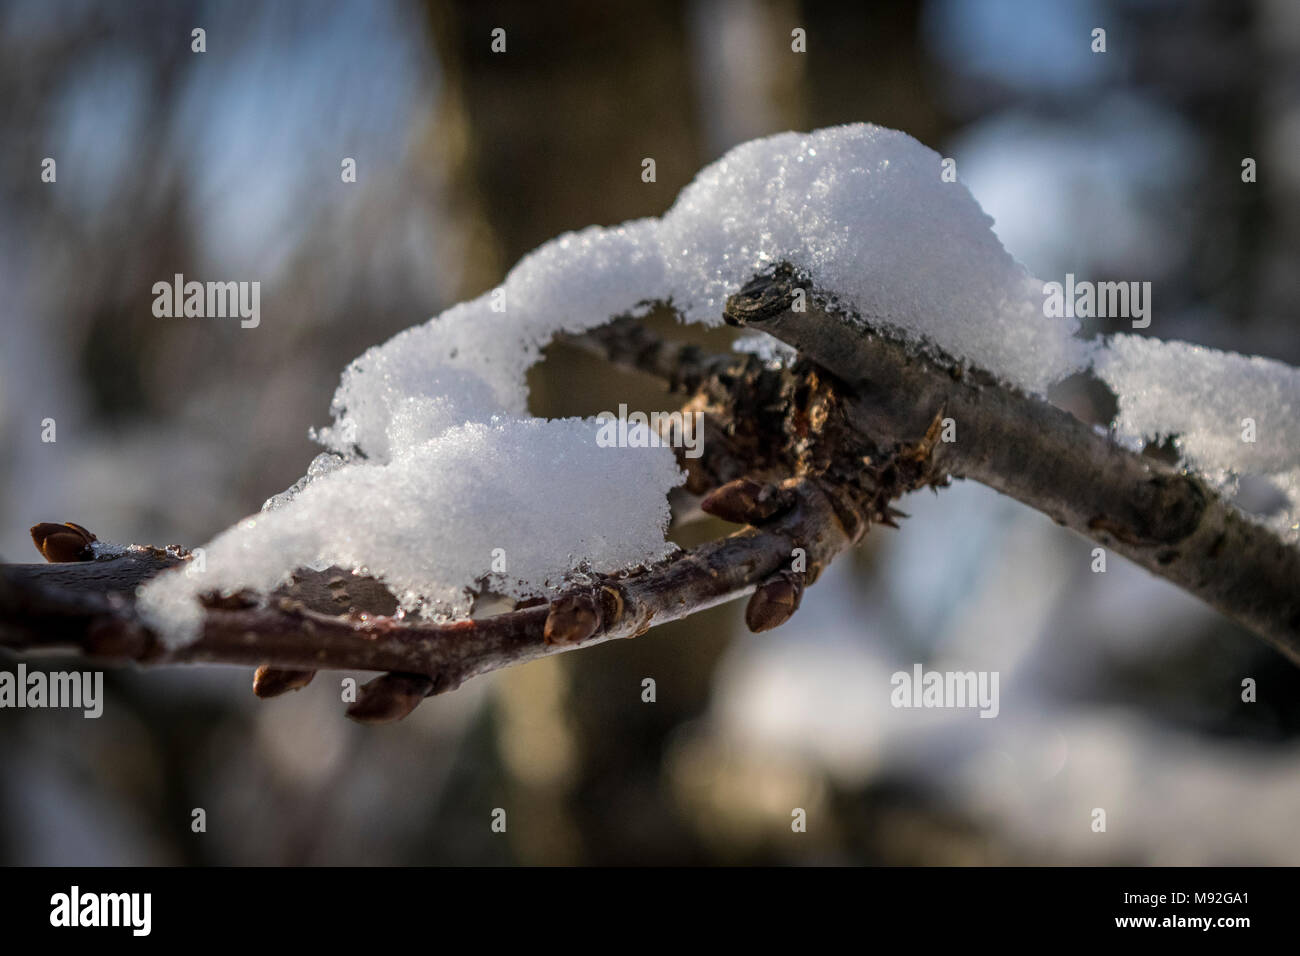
[723,263,811,326]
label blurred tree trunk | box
[421,0,730,862]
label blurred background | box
[3,0,1300,865]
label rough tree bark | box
[3,264,1297,722]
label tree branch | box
[4,263,1297,724]
[0,477,877,711]
[1,325,932,719]
[723,264,1300,662]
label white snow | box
[731,331,798,366]
[1096,334,1300,540]
[317,123,1088,465]
[658,127,1093,390]
[138,123,1102,644]
[138,418,681,641]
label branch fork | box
[4,262,1297,723]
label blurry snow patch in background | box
[680,482,1300,863]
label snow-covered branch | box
[0,485,870,721]
[5,124,1298,723]
[0,331,944,720]
[4,262,1299,722]
[724,265,1300,662]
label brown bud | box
[30,522,96,563]
[745,570,804,633]
[345,673,434,724]
[252,666,317,698]
[700,478,790,525]
[600,585,625,627]
[544,591,602,646]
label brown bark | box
[4,264,1297,724]
[723,265,1300,662]
[0,327,927,720]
